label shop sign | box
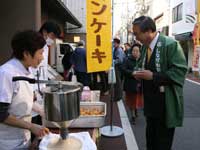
[86,0,112,72]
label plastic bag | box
[69,67,77,82]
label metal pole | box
[110,0,114,131]
[110,84,114,131]
[100,0,123,137]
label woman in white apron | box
[0,30,49,150]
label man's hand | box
[133,70,153,80]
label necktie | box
[147,47,152,63]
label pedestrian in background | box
[62,44,73,81]
[113,38,125,101]
[124,42,131,57]
[70,40,91,86]
[132,16,187,150]
[122,43,143,124]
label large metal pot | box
[43,82,82,124]
[12,77,82,129]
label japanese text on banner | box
[86,0,112,72]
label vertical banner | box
[192,22,200,71]
[86,0,112,73]
[192,45,200,71]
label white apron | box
[0,75,33,150]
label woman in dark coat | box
[122,43,143,124]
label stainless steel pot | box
[12,77,82,129]
[42,82,82,124]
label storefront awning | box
[42,0,82,27]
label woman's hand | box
[30,123,49,138]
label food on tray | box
[80,108,104,116]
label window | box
[74,36,80,42]
[172,3,183,23]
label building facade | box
[171,0,196,69]
[63,0,86,43]
[148,0,197,69]
[148,0,171,36]
[0,0,81,65]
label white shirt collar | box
[13,58,31,75]
[149,32,159,51]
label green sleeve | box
[165,41,188,87]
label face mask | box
[46,37,54,46]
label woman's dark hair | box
[39,21,61,37]
[124,43,131,47]
[131,43,141,51]
[132,16,156,33]
[11,30,46,60]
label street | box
[131,79,200,150]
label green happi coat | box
[139,34,188,128]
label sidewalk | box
[186,73,200,83]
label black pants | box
[113,66,123,101]
[75,71,91,86]
[146,117,175,150]
[91,71,109,93]
[31,115,42,142]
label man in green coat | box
[132,16,188,150]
